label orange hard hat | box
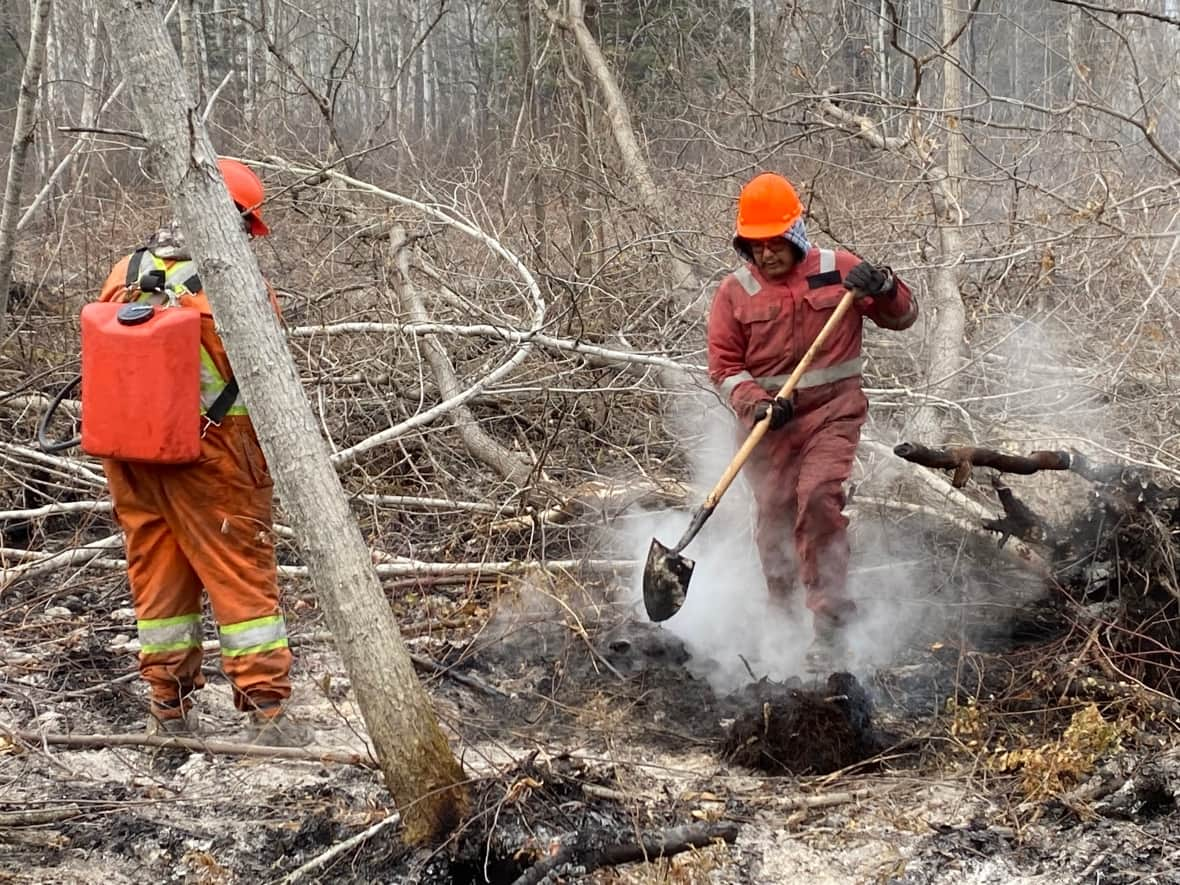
[217,158,270,237]
[735,173,803,240]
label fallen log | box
[3,728,375,768]
[893,442,1072,488]
[510,820,740,885]
[0,804,83,826]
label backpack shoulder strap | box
[204,377,240,425]
[125,248,150,287]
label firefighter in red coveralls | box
[707,172,918,670]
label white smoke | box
[618,394,941,694]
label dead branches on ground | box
[510,820,739,885]
[2,727,376,767]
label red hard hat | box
[217,158,270,237]
[735,173,803,240]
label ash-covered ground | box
[3,504,1179,884]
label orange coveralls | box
[99,253,291,721]
[707,247,918,625]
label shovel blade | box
[643,538,695,622]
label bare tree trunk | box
[908,0,968,443]
[413,0,426,138]
[388,228,537,488]
[541,0,699,300]
[179,0,205,106]
[243,0,257,123]
[0,0,53,338]
[97,0,468,846]
[747,0,756,104]
[519,0,547,256]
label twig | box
[4,542,635,584]
[387,226,536,488]
[0,500,111,520]
[248,158,548,469]
[0,533,124,590]
[3,728,375,768]
[510,820,740,885]
[408,654,508,698]
[290,319,703,377]
[779,788,878,811]
[278,813,401,883]
[0,804,83,826]
[581,783,632,803]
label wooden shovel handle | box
[702,287,860,510]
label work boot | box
[146,707,200,738]
[805,616,848,676]
[244,708,313,748]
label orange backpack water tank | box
[80,302,203,463]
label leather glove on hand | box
[753,396,794,430]
[844,260,896,299]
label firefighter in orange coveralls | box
[100,159,309,745]
[707,173,918,670]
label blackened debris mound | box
[722,673,878,775]
[421,753,636,885]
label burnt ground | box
[4,556,1179,885]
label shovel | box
[643,286,861,622]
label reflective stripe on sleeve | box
[218,614,289,657]
[718,370,756,398]
[138,613,202,654]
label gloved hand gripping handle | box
[663,286,860,556]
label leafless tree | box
[93,0,469,845]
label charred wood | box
[893,442,1071,488]
[509,820,740,885]
[982,476,1048,547]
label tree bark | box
[96,0,468,846]
[0,0,53,338]
[908,0,969,443]
[179,0,205,106]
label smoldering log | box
[893,442,1072,488]
[982,476,1048,547]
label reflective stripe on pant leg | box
[138,612,203,654]
[163,420,291,710]
[219,614,289,657]
[104,441,207,709]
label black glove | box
[753,396,794,430]
[844,260,896,299]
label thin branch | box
[1047,0,1180,27]
[280,813,402,883]
[2,727,375,767]
[247,157,547,468]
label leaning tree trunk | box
[542,0,699,302]
[0,0,53,338]
[98,0,468,846]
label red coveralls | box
[99,253,292,723]
[707,247,917,625]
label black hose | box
[37,373,82,453]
